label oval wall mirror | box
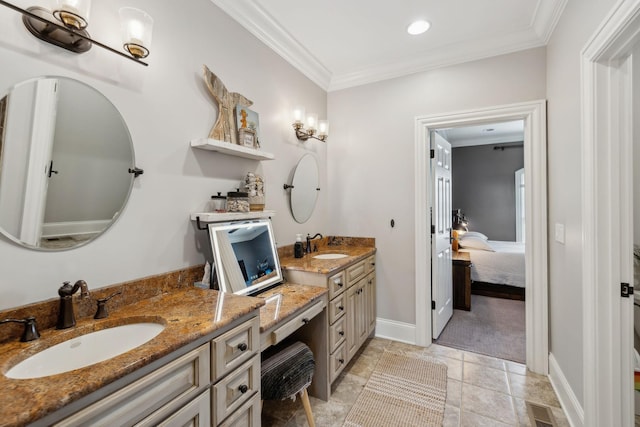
[0,76,136,250]
[290,154,319,223]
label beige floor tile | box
[329,372,367,406]
[386,340,427,357]
[342,351,379,380]
[463,351,507,371]
[426,343,465,360]
[461,383,517,424]
[442,355,463,381]
[443,404,461,427]
[463,362,510,394]
[296,397,352,426]
[508,371,561,407]
[447,379,462,408]
[505,360,527,375]
[460,410,516,426]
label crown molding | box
[531,0,569,43]
[328,27,545,91]
[212,0,566,92]
[211,0,332,90]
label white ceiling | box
[212,0,567,91]
[438,120,525,148]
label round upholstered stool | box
[261,341,316,427]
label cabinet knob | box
[302,318,310,324]
[237,342,248,351]
[339,331,344,336]
[338,305,344,310]
[238,384,248,394]
[339,358,345,364]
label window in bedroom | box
[515,168,525,242]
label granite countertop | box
[279,242,376,275]
[0,288,264,427]
[256,283,328,331]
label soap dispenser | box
[294,234,304,258]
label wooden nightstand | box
[452,251,471,311]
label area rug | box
[343,351,447,427]
[434,294,525,363]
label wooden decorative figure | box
[203,65,252,145]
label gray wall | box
[327,47,546,325]
[546,0,618,406]
[0,0,328,309]
[452,144,524,241]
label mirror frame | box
[208,219,283,296]
[0,76,137,251]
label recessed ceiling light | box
[407,20,431,35]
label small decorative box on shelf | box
[191,210,276,224]
[190,138,275,161]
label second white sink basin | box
[313,253,348,260]
[6,322,165,379]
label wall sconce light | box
[452,209,469,232]
[0,0,152,66]
[292,106,329,142]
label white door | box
[431,132,453,339]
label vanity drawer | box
[329,342,347,383]
[364,255,376,274]
[137,389,211,427]
[346,261,366,287]
[328,270,345,299]
[212,316,259,381]
[271,299,325,345]
[218,392,261,427]
[329,316,346,353]
[328,292,346,324]
[56,344,210,427]
[213,354,260,426]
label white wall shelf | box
[190,138,275,161]
[191,210,275,225]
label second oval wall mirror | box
[289,153,319,223]
[0,76,137,251]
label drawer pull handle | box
[237,343,248,351]
[371,262,376,266]
[339,358,344,364]
[338,305,344,310]
[238,384,248,394]
[302,318,310,324]
[339,331,344,336]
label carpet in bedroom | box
[434,294,525,363]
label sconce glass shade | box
[318,120,329,137]
[52,0,91,29]
[293,106,305,126]
[119,7,153,59]
[306,113,318,132]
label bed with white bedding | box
[457,233,525,299]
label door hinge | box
[431,301,436,310]
[622,282,634,298]
[431,225,435,234]
[430,149,435,159]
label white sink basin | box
[6,322,165,379]
[313,253,349,260]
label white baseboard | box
[42,219,110,238]
[548,353,584,427]
[374,318,416,345]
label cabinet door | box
[365,274,376,336]
[356,282,368,348]
[346,285,359,361]
[144,389,211,427]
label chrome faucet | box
[306,233,323,254]
[57,280,90,329]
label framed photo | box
[239,127,256,148]
[235,105,260,146]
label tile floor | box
[261,338,570,426]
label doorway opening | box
[431,120,527,364]
[414,100,548,375]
